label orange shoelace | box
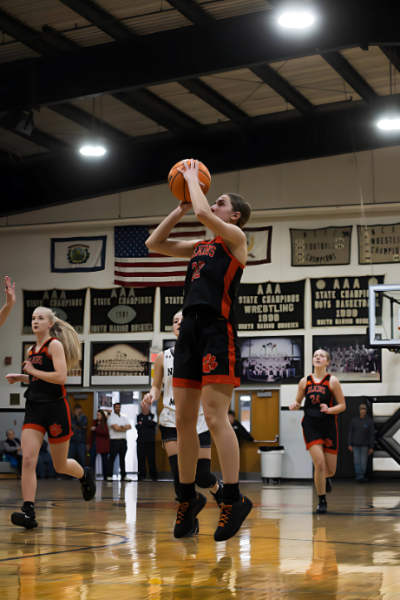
[175,502,189,524]
[218,504,233,528]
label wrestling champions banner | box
[23,289,86,334]
[235,280,305,331]
[358,224,400,264]
[90,288,155,333]
[291,226,352,266]
[310,275,385,327]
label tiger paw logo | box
[324,438,333,448]
[49,423,62,437]
[203,354,218,373]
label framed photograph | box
[312,334,382,383]
[21,341,84,387]
[90,341,150,385]
[239,336,304,384]
[163,339,176,351]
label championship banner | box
[90,287,155,333]
[358,224,400,264]
[291,226,352,266]
[311,275,385,327]
[235,280,305,331]
[23,289,86,334]
[160,287,185,332]
[243,226,272,266]
[51,236,107,272]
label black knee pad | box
[168,454,180,495]
[195,458,217,489]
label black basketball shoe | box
[80,467,96,501]
[11,506,38,529]
[326,478,333,493]
[316,499,328,513]
[187,518,200,537]
[214,495,253,542]
[174,493,207,539]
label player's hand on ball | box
[320,404,329,413]
[178,159,205,187]
[178,201,192,214]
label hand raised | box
[4,276,16,305]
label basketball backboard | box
[369,284,400,347]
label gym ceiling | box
[1,0,400,216]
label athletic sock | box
[79,468,88,483]
[318,494,326,503]
[222,483,240,503]
[23,501,35,517]
[178,482,196,502]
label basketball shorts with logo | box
[301,414,338,455]
[173,312,241,390]
[23,398,73,444]
[159,407,211,447]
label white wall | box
[2,146,400,475]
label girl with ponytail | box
[6,307,96,529]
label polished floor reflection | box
[1,479,400,599]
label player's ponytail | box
[40,308,81,369]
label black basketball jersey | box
[24,338,67,402]
[182,236,244,323]
[304,374,335,419]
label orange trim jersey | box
[182,237,244,323]
[24,337,67,402]
[304,374,335,419]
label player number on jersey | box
[191,261,205,281]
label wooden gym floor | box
[0,479,399,599]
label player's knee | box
[175,413,196,434]
[195,459,216,488]
[23,454,39,470]
[203,411,218,434]
[315,460,325,473]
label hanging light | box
[79,145,107,156]
[278,11,315,29]
[377,118,400,131]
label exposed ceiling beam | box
[0,8,55,55]
[250,65,313,114]
[379,46,400,75]
[50,104,130,142]
[41,25,79,52]
[321,51,378,102]
[0,111,69,151]
[4,5,393,109]
[58,0,137,42]
[114,90,200,132]
[180,79,248,122]
[4,93,400,216]
[58,0,202,131]
[166,0,213,27]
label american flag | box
[114,223,206,287]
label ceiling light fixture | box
[377,118,400,131]
[79,145,107,156]
[278,11,315,29]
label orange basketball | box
[168,159,211,203]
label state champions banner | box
[310,275,385,327]
[235,280,305,331]
[90,288,155,333]
[23,289,87,334]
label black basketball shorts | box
[23,398,74,444]
[301,414,338,455]
[173,312,241,390]
[159,425,212,448]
